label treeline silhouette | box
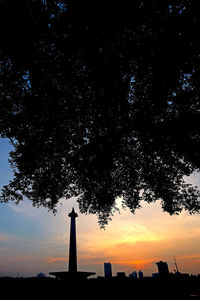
[1,0,200,226]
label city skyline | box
[0,138,200,278]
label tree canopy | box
[1,0,200,226]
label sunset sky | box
[0,138,200,278]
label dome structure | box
[36,272,46,278]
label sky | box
[0,138,200,278]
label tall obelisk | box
[49,207,95,280]
[68,207,78,273]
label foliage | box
[1,0,200,226]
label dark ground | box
[0,276,200,299]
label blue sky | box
[0,138,13,189]
[1,138,200,278]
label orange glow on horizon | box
[1,197,200,277]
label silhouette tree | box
[1,0,200,226]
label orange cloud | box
[45,256,67,264]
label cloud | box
[0,232,27,243]
[0,233,11,242]
[7,201,53,219]
[45,256,67,264]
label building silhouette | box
[129,271,138,279]
[104,263,112,278]
[117,272,126,279]
[138,270,143,279]
[50,208,95,280]
[156,261,169,277]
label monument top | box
[68,207,78,218]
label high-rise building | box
[129,271,138,278]
[138,270,143,279]
[104,262,112,278]
[156,261,169,277]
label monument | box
[68,208,78,273]
[49,208,95,280]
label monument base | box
[49,271,95,280]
